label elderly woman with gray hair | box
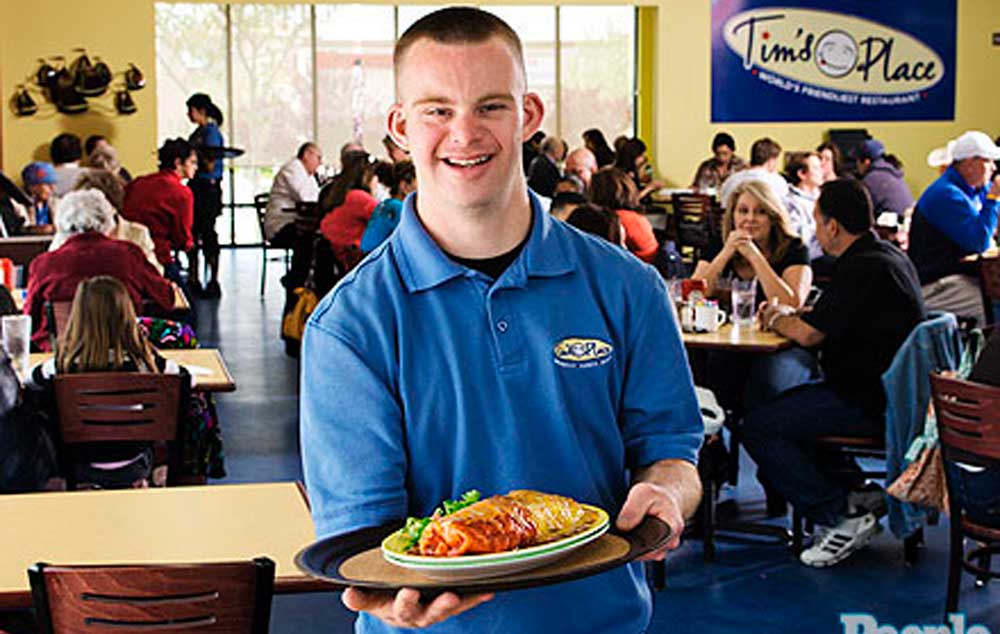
[49,170,162,274]
[23,189,175,351]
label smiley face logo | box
[815,30,858,78]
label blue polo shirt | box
[301,193,702,634]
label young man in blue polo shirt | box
[301,8,702,632]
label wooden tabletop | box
[682,323,792,352]
[0,482,327,609]
[28,348,236,392]
[0,235,54,266]
[963,247,999,263]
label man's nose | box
[448,111,483,146]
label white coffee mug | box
[694,303,726,333]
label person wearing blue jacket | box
[908,131,1000,326]
[360,160,415,254]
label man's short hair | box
[816,178,873,235]
[712,132,736,152]
[50,133,83,164]
[297,142,319,160]
[540,136,562,156]
[394,7,525,84]
[84,135,107,158]
[157,138,194,171]
[750,137,782,167]
[784,151,818,186]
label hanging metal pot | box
[115,89,137,115]
[14,86,38,116]
[124,63,145,91]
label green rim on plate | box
[381,505,609,567]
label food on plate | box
[406,489,599,557]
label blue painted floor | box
[200,249,999,634]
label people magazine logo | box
[841,613,992,634]
[552,338,613,369]
[711,1,956,121]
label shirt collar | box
[835,230,877,266]
[393,191,574,293]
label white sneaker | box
[799,512,881,568]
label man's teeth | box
[446,156,490,167]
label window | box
[155,4,637,245]
[315,5,395,165]
[559,7,636,147]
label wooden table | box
[682,323,792,352]
[28,348,236,392]
[11,284,188,312]
[0,482,327,609]
[0,235,53,267]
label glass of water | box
[730,278,757,327]
[2,315,31,380]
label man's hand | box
[615,481,685,561]
[757,300,796,332]
[342,587,494,629]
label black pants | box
[188,178,222,258]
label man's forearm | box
[771,314,825,348]
[633,458,702,519]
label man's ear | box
[387,104,409,152]
[521,92,544,143]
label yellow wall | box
[2,0,997,199]
[0,0,157,175]
[655,0,1000,194]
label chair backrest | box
[54,373,182,444]
[253,193,270,241]
[45,300,73,347]
[671,192,714,261]
[931,373,1000,465]
[29,558,275,634]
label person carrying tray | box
[300,8,703,632]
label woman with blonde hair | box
[26,276,188,488]
[693,179,812,308]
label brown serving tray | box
[294,516,671,595]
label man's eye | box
[425,108,450,117]
[480,103,506,113]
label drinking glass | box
[730,278,757,327]
[2,314,31,380]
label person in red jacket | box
[319,152,378,271]
[122,139,197,283]
[589,167,659,263]
[24,190,175,351]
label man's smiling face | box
[388,37,543,215]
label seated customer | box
[747,179,926,567]
[589,167,658,263]
[265,142,322,248]
[319,152,378,271]
[565,203,623,246]
[691,132,746,191]
[51,169,162,274]
[122,139,197,282]
[527,136,564,198]
[20,161,59,228]
[24,190,174,350]
[693,179,812,308]
[855,139,914,222]
[360,160,416,254]
[25,276,190,489]
[783,151,824,260]
[908,131,999,327]
[50,133,88,197]
[719,137,789,209]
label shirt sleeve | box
[620,269,703,469]
[300,315,409,539]
[174,187,195,251]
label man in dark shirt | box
[526,135,564,198]
[743,178,925,568]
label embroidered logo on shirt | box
[553,338,613,368]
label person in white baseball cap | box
[908,130,999,326]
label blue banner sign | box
[711,0,956,121]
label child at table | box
[25,275,191,489]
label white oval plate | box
[381,505,609,581]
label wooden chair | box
[28,558,275,634]
[53,372,183,489]
[977,256,1000,326]
[932,373,1000,618]
[671,192,715,264]
[254,193,291,297]
[44,300,72,349]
